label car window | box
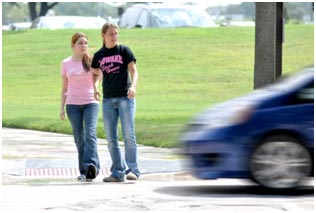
[150,11,171,28]
[296,82,314,103]
[151,8,188,27]
[150,8,213,28]
[285,81,314,106]
[266,70,314,91]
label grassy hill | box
[2,25,314,147]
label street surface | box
[2,175,313,212]
[1,128,314,212]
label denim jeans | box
[66,103,100,175]
[102,97,140,180]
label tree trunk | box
[28,2,58,21]
[28,2,37,21]
[39,2,48,16]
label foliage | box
[2,2,30,23]
[2,25,314,147]
[2,2,120,25]
[2,2,314,25]
[221,2,313,22]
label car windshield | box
[265,69,314,91]
[150,8,213,28]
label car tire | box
[249,135,312,189]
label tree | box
[28,2,58,21]
[2,2,29,24]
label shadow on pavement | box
[154,184,314,198]
[2,176,137,187]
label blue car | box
[180,67,314,189]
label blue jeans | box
[66,103,100,175]
[102,97,140,180]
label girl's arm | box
[92,68,102,101]
[60,75,68,120]
[127,61,138,99]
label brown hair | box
[71,32,91,72]
[101,23,119,47]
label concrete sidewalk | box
[1,128,313,212]
[2,128,188,183]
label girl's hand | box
[60,110,66,120]
[94,90,101,101]
[127,85,136,99]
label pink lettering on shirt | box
[99,55,123,66]
[99,55,123,74]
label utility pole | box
[254,2,284,89]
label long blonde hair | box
[71,32,91,72]
[101,23,119,47]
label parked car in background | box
[2,25,11,31]
[180,67,314,189]
[9,22,32,30]
[119,4,217,28]
[31,16,107,30]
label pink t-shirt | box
[61,56,98,105]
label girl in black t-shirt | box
[92,23,140,182]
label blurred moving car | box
[119,4,217,28]
[180,67,314,189]
[31,16,107,30]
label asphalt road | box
[2,175,313,212]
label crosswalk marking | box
[25,168,109,177]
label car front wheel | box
[250,135,312,189]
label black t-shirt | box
[91,45,136,98]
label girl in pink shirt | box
[60,32,100,182]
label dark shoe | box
[86,164,97,179]
[126,172,138,181]
[103,175,125,182]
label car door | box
[294,81,314,145]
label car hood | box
[192,89,276,123]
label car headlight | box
[228,105,254,125]
[190,104,255,130]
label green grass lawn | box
[2,25,314,147]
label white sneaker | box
[126,172,138,181]
[77,175,86,182]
